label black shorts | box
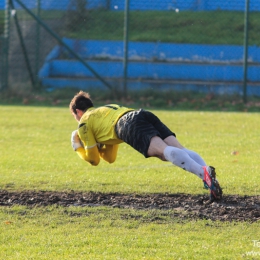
[115,109,176,158]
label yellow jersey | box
[78,104,134,149]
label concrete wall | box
[38,39,260,96]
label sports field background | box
[0,1,260,258]
[0,105,259,259]
[1,1,260,98]
[1,105,259,195]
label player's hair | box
[69,91,94,115]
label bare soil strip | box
[0,190,259,222]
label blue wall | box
[43,60,260,82]
[2,0,260,11]
[111,0,260,11]
[5,0,107,10]
[61,38,260,63]
[0,1,5,9]
[38,39,260,95]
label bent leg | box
[147,136,168,160]
[163,135,184,149]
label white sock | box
[183,148,206,166]
[163,146,204,179]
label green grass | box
[1,104,260,195]
[0,106,260,195]
[0,105,259,259]
[0,10,4,35]
[66,10,260,45]
[1,88,260,112]
[0,206,259,260]
[13,9,65,20]
[0,10,66,35]
[1,9,260,45]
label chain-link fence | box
[1,0,260,99]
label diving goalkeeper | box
[69,91,222,201]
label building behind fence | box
[0,0,259,97]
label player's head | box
[69,91,94,118]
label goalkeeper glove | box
[71,130,83,151]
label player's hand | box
[71,130,83,151]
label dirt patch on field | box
[0,190,259,222]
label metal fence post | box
[123,0,130,98]
[9,0,35,88]
[243,0,250,104]
[13,0,113,91]
[35,0,41,88]
[2,0,11,90]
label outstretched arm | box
[71,130,100,166]
[75,144,118,165]
[75,146,100,166]
[98,144,119,163]
[71,130,118,165]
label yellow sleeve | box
[75,146,100,166]
[99,144,119,164]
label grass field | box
[1,106,260,194]
[66,10,260,45]
[0,10,4,35]
[0,105,259,259]
[1,10,260,45]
